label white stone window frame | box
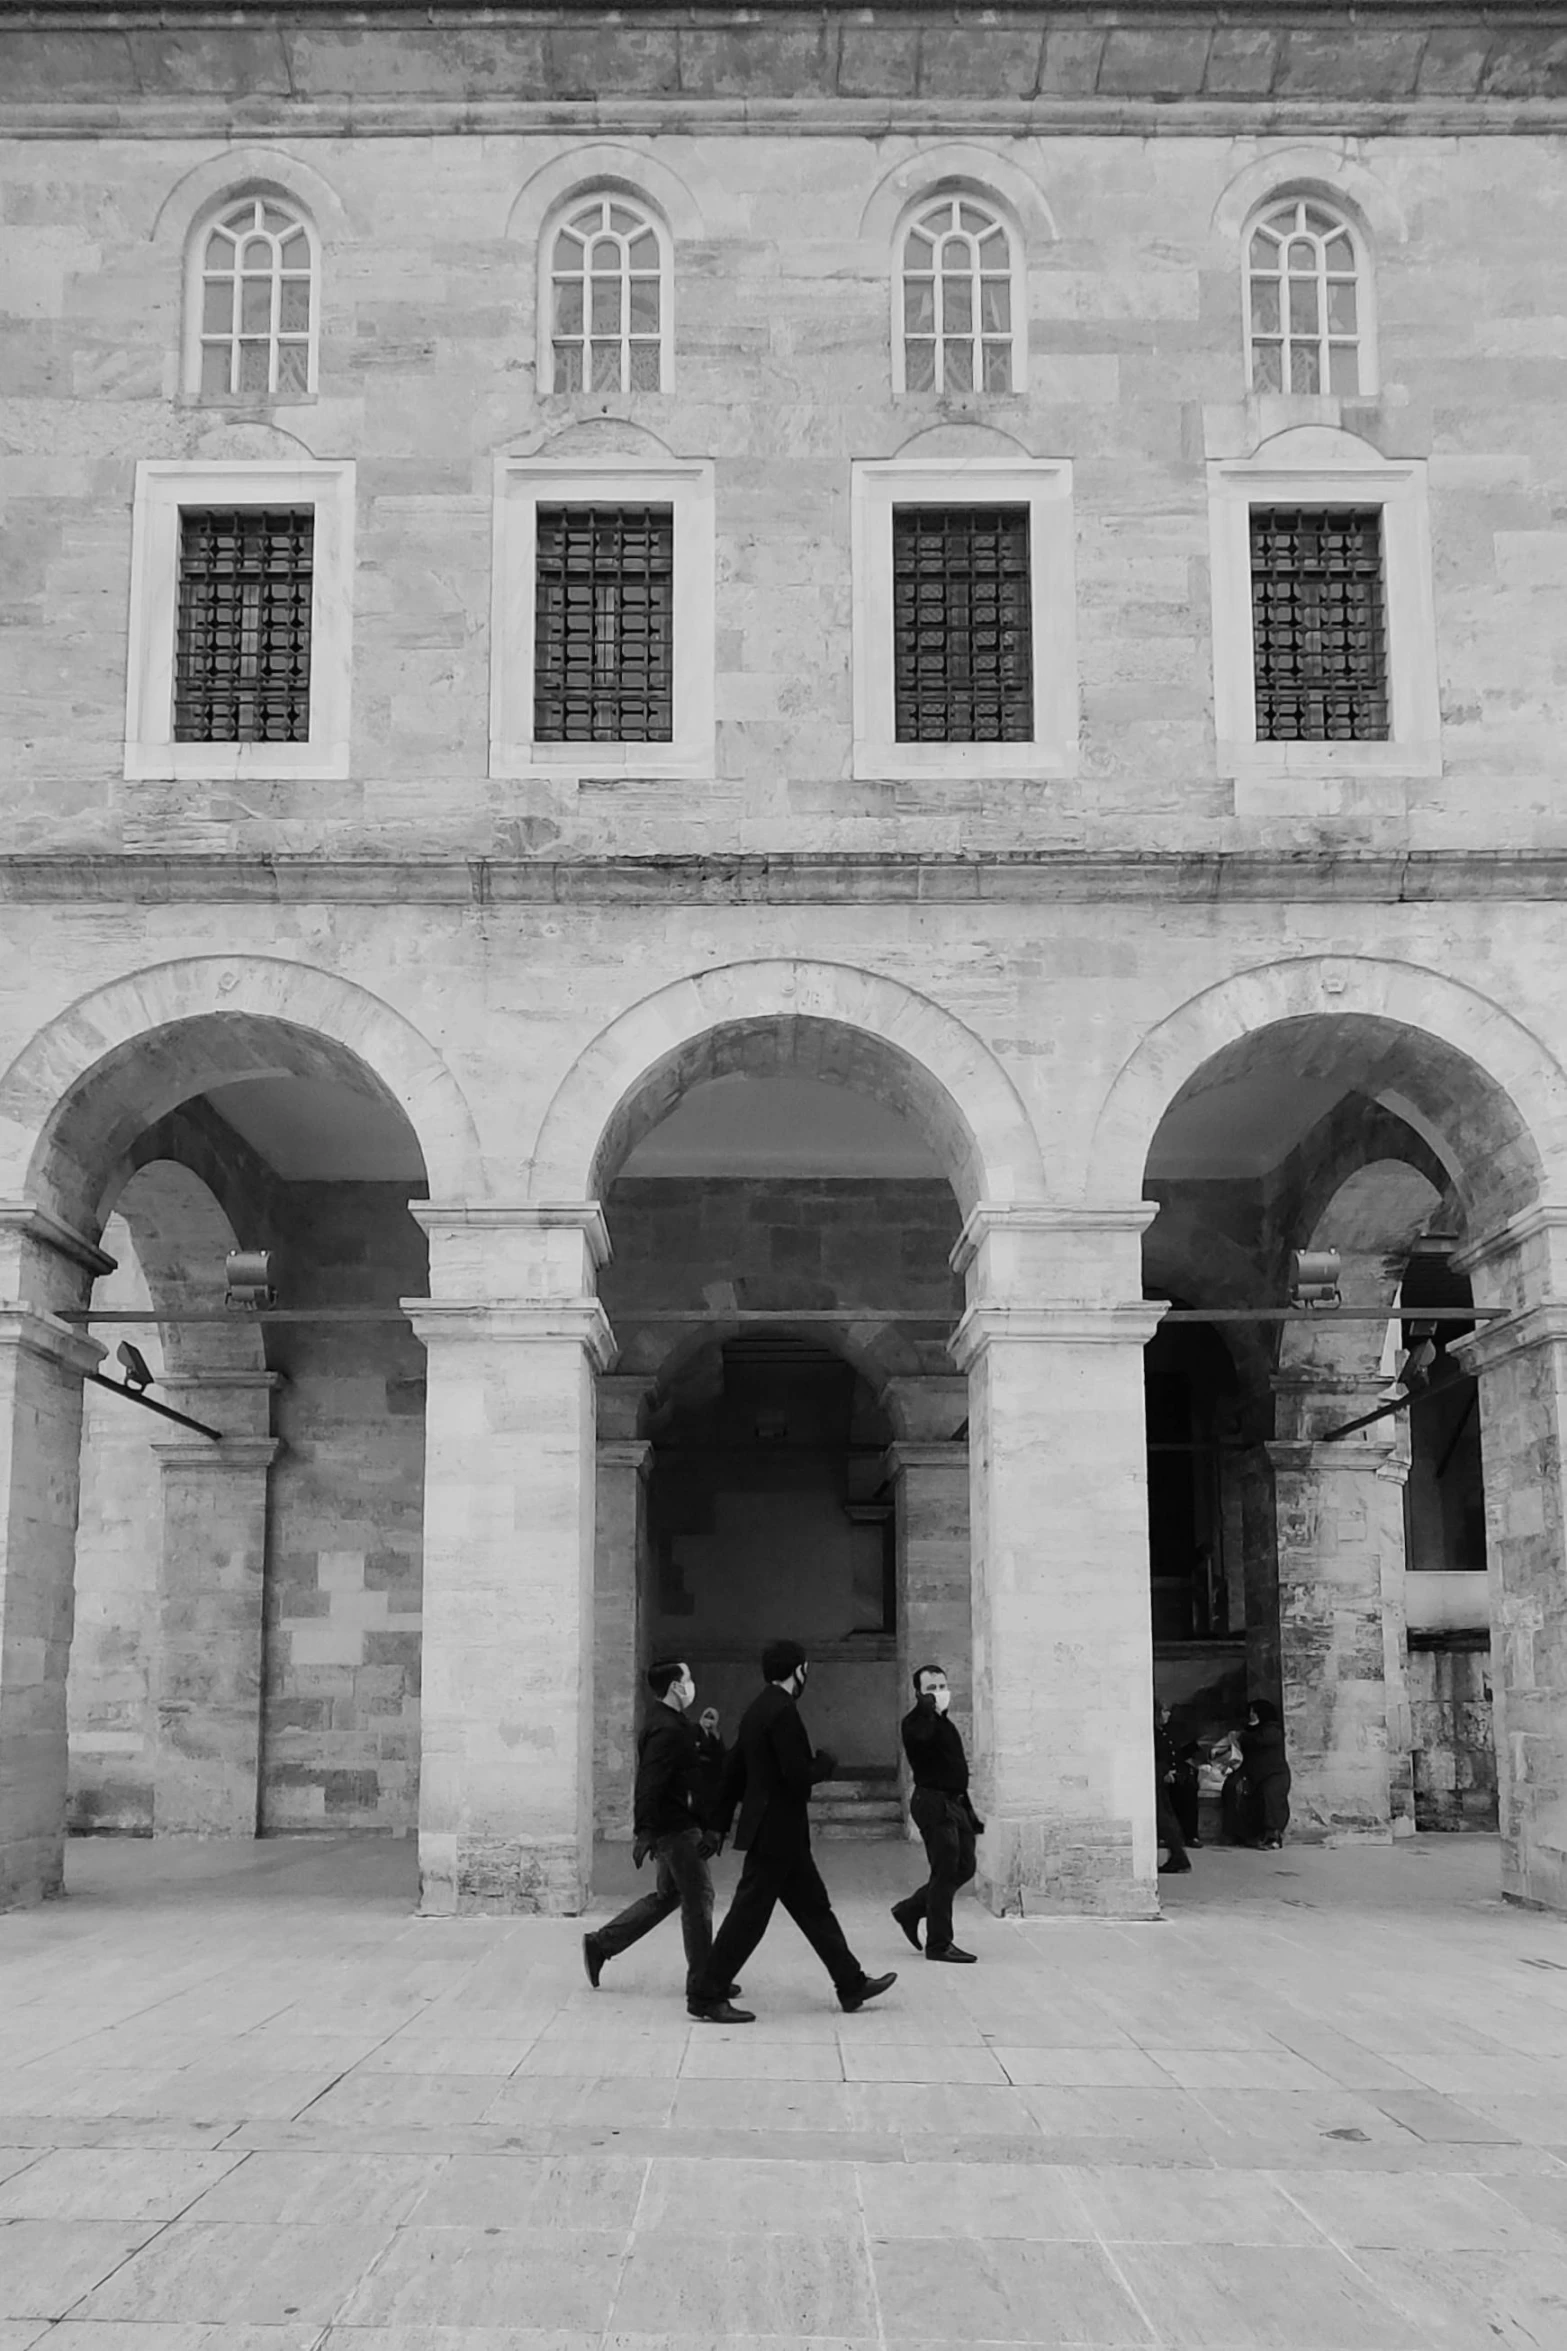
[538,190,674,397]
[851,457,1077,782]
[124,459,355,783]
[892,189,1028,398]
[1207,436,1440,783]
[183,191,322,404]
[1242,192,1377,401]
[489,454,715,781]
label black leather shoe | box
[840,1970,897,2013]
[926,1944,977,1964]
[890,1901,923,1952]
[582,1935,606,1988]
[1158,1858,1193,1874]
[688,2000,755,2024]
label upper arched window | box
[1245,197,1369,396]
[190,195,318,400]
[897,194,1022,396]
[547,193,670,394]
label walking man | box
[688,1639,897,2024]
[891,1664,984,1963]
[583,1659,734,2004]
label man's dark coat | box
[713,1680,834,1859]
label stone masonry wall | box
[7,114,1567,861]
[261,1183,428,1835]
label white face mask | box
[932,1687,951,1714]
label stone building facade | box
[2,3,1566,1919]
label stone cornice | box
[8,7,1567,135]
[7,850,1567,908]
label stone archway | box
[1119,969,1567,1911]
[0,960,466,1910]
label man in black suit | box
[891,1662,984,1963]
[687,1638,897,2024]
[583,1659,735,2003]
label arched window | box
[897,194,1020,395]
[548,194,669,394]
[1245,197,1368,396]
[190,195,316,400]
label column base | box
[975,1815,1160,1921]
[419,1831,588,1916]
[0,1831,65,1910]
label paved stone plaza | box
[1,1837,1565,2349]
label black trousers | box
[592,1827,714,1999]
[1156,1778,1189,1864]
[900,1788,978,1952]
[693,1844,866,2005]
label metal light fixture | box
[224,1249,276,1310]
[115,1340,154,1393]
[1289,1249,1342,1312]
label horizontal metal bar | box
[61,1302,1505,1330]
[1159,1306,1500,1323]
[85,1372,222,1442]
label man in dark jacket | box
[891,1664,984,1962]
[687,1638,897,2024]
[583,1659,733,2003]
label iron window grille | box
[533,504,674,743]
[1249,505,1389,742]
[174,507,313,743]
[892,504,1033,742]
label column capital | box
[1453,1200,1567,1279]
[151,1435,281,1473]
[411,1200,611,1270]
[597,1438,652,1474]
[403,1296,617,1371]
[950,1200,1158,1279]
[1451,1301,1567,1377]
[950,1299,1166,1370]
[883,1439,967,1478]
[1266,1435,1399,1475]
[0,1305,104,1378]
[0,1201,115,1279]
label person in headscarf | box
[1236,1696,1291,1848]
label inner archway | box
[1137,1002,1546,1885]
[589,1018,970,1852]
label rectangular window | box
[173,508,313,744]
[533,503,674,744]
[892,505,1033,743]
[1249,505,1388,743]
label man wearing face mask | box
[687,1638,897,2023]
[891,1664,984,1963]
[583,1659,735,2006]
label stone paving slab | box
[2,1834,1567,2348]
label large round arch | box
[528,959,1047,1218]
[0,955,485,1241]
[1087,956,1567,1230]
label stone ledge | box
[7,848,1567,905]
[5,7,1567,127]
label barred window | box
[550,197,666,394]
[892,506,1033,742]
[1249,506,1388,742]
[1246,198,1364,396]
[197,197,316,400]
[534,505,674,743]
[900,197,1017,394]
[174,508,313,743]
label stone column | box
[1268,1373,1411,1840]
[1452,1206,1567,1913]
[407,1204,614,1916]
[0,1205,111,1910]
[595,1373,650,1841]
[951,1205,1163,1919]
[150,1370,281,1835]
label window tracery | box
[549,195,668,394]
[1246,197,1366,396]
[898,195,1019,395]
[195,195,317,400]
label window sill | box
[124,740,350,783]
[854,738,1076,782]
[490,742,714,783]
[1218,738,1442,782]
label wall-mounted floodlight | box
[225,1250,276,1311]
[1289,1249,1342,1311]
[115,1340,154,1393]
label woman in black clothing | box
[1235,1697,1291,1848]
